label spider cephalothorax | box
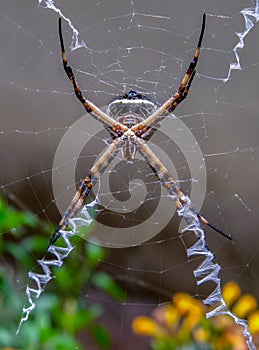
[49,14,231,248]
[107,90,157,159]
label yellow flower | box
[164,304,178,326]
[193,327,210,342]
[173,293,204,328]
[248,311,259,334]
[232,294,258,318]
[153,304,178,327]
[222,281,241,307]
[132,282,259,348]
[132,316,163,337]
[173,293,196,314]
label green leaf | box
[86,242,106,267]
[92,271,125,301]
[0,197,38,233]
[91,324,111,349]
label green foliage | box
[0,196,124,349]
[0,197,37,232]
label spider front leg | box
[132,13,206,134]
[48,136,125,248]
[135,137,232,240]
[58,18,127,135]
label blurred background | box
[0,0,259,349]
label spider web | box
[1,0,259,348]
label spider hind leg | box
[198,214,232,240]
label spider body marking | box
[107,91,157,160]
[48,14,232,248]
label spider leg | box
[132,13,206,134]
[135,136,232,240]
[58,18,127,136]
[48,136,125,247]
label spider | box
[49,13,232,247]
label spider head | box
[123,90,143,99]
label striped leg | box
[49,136,125,247]
[132,14,206,134]
[58,18,127,135]
[135,137,232,240]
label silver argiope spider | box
[49,14,232,247]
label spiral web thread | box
[17,198,256,349]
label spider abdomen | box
[107,91,157,160]
[107,91,156,126]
